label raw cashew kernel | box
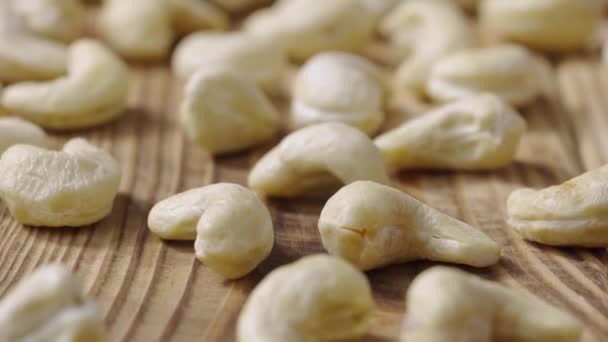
[0,138,122,227]
[0,264,106,342]
[319,181,501,270]
[0,117,47,154]
[1,39,128,130]
[401,266,583,342]
[148,183,273,279]
[507,164,608,247]
[180,68,280,155]
[248,123,390,198]
[237,254,374,342]
[374,94,526,170]
[13,0,83,42]
[427,44,540,106]
[379,0,475,94]
[172,32,287,89]
[243,0,375,60]
[291,52,385,135]
[481,0,602,52]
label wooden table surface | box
[1,6,608,342]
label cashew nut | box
[0,138,122,227]
[319,181,501,270]
[180,68,280,155]
[237,254,374,342]
[401,266,583,342]
[291,52,385,135]
[13,0,83,42]
[1,39,128,130]
[248,123,390,198]
[507,164,608,247]
[374,94,526,170]
[379,0,475,94]
[0,264,106,342]
[427,44,540,106]
[0,117,47,154]
[148,183,273,279]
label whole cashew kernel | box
[319,181,501,270]
[148,183,274,279]
[427,44,540,106]
[0,117,47,154]
[0,138,122,227]
[13,0,83,42]
[374,94,526,170]
[291,52,385,135]
[180,68,280,155]
[401,266,583,342]
[1,39,128,130]
[507,163,608,247]
[0,264,106,342]
[248,122,391,198]
[237,254,374,342]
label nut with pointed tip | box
[0,264,106,342]
[427,44,540,106]
[13,0,83,42]
[319,181,501,270]
[0,117,47,154]
[237,254,374,342]
[401,266,583,342]
[290,52,385,135]
[1,39,128,130]
[248,123,390,198]
[380,0,475,95]
[374,94,526,170]
[0,138,122,227]
[148,183,274,279]
[507,164,608,247]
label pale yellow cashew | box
[13,0,83,42]
[507,164,608,247]
[0,264,106,342]
[401,266,582,342]
[319,181,501,270]
[237,254,374,342]
[1,39,128,130]
[0,138,122,227]
[0,117,47,154]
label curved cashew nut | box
[1,39,128,130]
[0,138,122,227]
[402,266,583,342]
[180,68,280,155]
[507,164,608,247]
[319,181,501,270]
[0,264,106,342]
[374,94,526,170]
[148,183,274,279]
[379,0,475,94]
[0,117,47,154]
[248,122,390,198]
[237,254,374,342]
[427,44,540,106]
[291,52,385,135]
[13,0,83,42]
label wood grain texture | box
[1,6,608,342]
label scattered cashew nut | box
[13,0,83,42]
[0,117,47,154]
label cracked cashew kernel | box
[248,123,390,198]
[0,138,122,227]
[13,0,83,42]
[180,68,280,155]
[243,0,375,60]
[401,266,583,342]
[172,31,286,89]
[481,0,601,52]
[319,181,501,270]
[148,183,274,279]
[1,39,128,130]
[0,117,47,154]
[380,0,475,94]
[0,264,106,342]
[427,44,540,106]
[291,52,385,135]
[375,94,526,170]
[237,254,374,342]
[507,164,608,247]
